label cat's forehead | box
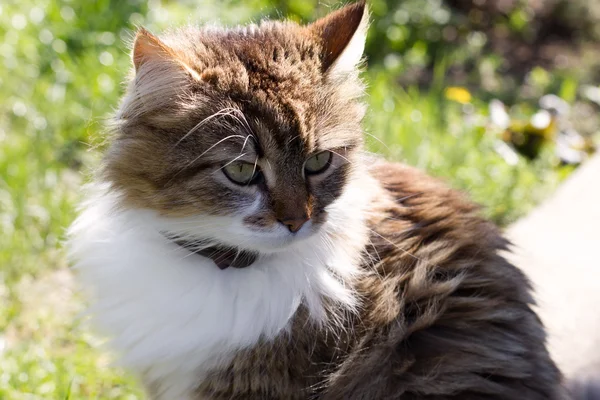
[189,97,317,165]
[163,24,322,93]
[173,24,327,154]
[124,8,367,161]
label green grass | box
[365,70,571,225]
[0,0,587,398]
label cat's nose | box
[279,217,309,233]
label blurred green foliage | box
[0,0,597,398]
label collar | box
[170,237,258,270]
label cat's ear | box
[120,29,200,120]
[132,28,200,80]
[308,1,369,76]
[133,28,169,72]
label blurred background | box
[0,0,598,398]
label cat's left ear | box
[132,27,201,80]
[308,1,369,76]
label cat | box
[68,1,570,399]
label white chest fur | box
[68,183,370,399]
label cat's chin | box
[243,220,320,253]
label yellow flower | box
[444,86,472,104]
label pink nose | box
[279,217,309,233]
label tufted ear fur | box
[132,28,201,80]
[133,28,173,72]
[119,28,201,120]
[308,1,369,76]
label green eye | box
[222,162,261,185]
[304,151,332,175]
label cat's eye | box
[304,151,332,175]
[222,162,262,185]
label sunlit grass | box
[365,69,569,225]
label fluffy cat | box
[68,2,570,399]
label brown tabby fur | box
[104,1,569,398]
[195,163,567,400]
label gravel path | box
[506,153,600,381]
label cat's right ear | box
[132,28,200,80]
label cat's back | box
[324,160,568,399]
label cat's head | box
[104,1,369,252]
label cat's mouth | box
[167,236,259,270]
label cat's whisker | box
[229,237,256,265]
[226,108,256,138]
[329,149,353,165]
[164,241,215,259]
[245,155,260,188]
[363,131,389,151]
[239,133,253,155]
[286,134,301,145]
[158,226,234,239]
[217,153,250,171]
[167,134,247,184]
[173,108,239,148]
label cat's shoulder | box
[368,159,486,224]
[370,159,470,201]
